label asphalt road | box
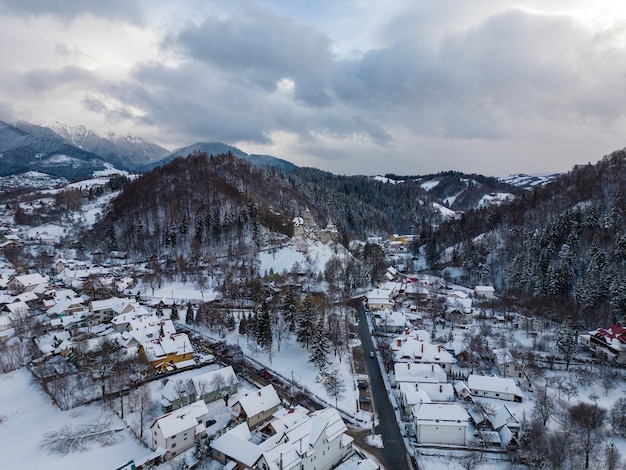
[357,302,412,470]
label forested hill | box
[428,150,626,327]
[88,152,439,259]
[90,152,308,259]
[292,167,444,236]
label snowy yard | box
[0,368,148,470]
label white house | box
[366,289,395,311]
[492,348,523,378]
[393,363,447,385]
[393,334,456,374]
[412,402,470,446]
[150,400,208,461]
[211,406,354,470]
[374,309,409,333]
[474,285,495,299]
[467,375,523,402]
[232,384,281,429]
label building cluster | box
[149,382,354,469]
[366,269,521,449]
[0,260,196,374]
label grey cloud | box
[327,7,626,139]
[0,0,142,23]
[167,5,333,106]
[20,66,98,92]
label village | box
[1,202,626,470]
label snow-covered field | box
[0,368,147,470]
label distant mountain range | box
[141,141,298,174]
[0,120,298,180]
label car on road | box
[357,380,368,389]
[359,397,372,404]
[260,370,273,380]
[369,351,375,358]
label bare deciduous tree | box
[40,418,122,454]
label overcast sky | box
[1,0,626,177]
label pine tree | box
[170,303,179,321]
[257,302,273,351]
[239,314,248,335]
[309,314,331,371]
[156,301,164,317]
[186,302,194,323]
[296,296,317,349]
[555,324,577,371]
[282,285,300,332]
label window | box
[172,443,177,448]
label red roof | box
[595,323,626,344]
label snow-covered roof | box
[592,323,626,350]
[393,363,447,383]
[399,383,431,406]
[236,384,281,418]
[191,366,237,394]
[12,273,48,288]
[412,402,469,424]
[416,383,455,402]
[142,333,193,362]
[210,422,263,467]
[151,400,208,439]
[467,375,523,397]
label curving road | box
[356,301,413,470]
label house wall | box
[247,405,280,429]
[152,420,204,461]
[300,434,348,470]
[417,423,466,446]
[470,388,520,402]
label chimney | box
[439,384,442,393]
[407,363,410,369]
[438,345,441,352]
[421,344,424,353]
[431,364,434,372]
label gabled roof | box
[12,273,48,288]
[211,422,264,467]
[412,402,469,424]
[593,323,626,350]
[191,366,237,394]
[150,400,208,439]
[467,375,523,397]
[236,384,281,417]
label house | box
[393,363,447,385]
[399,383,431,415]
[211,406,353,470]
[232,384,281,429]
[474,285,495,299]
[491,404,521,437]
[160,366,239,412]
[0,314,14,339]
[366,289,395,311]
[8,273,48,294]
[191,366,238,404]
[373,309,409,333]
[393,335,456,374]
[150,400,208,461]
[467,375,523,402]
[89,298,136,324]
[140,333,195,372]
[454,381,472,401]
[492,348,523,378]
[415,383,455,402]
[586,323,626,363]
[412,402,470,446]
